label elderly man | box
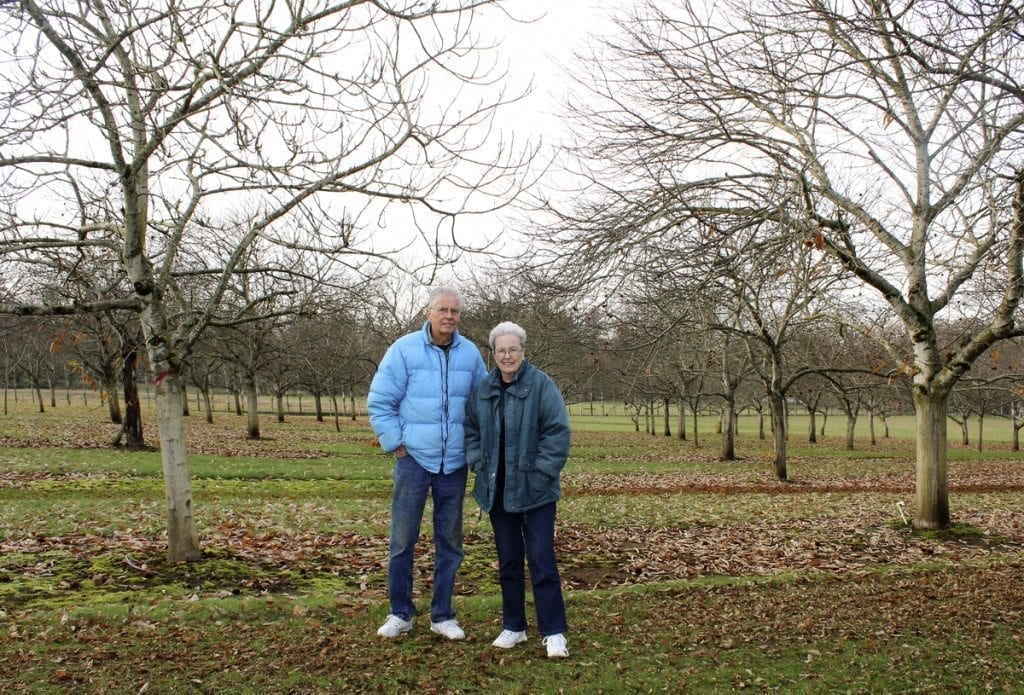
[367,286,487,640]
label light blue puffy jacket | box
[367,322,487,474]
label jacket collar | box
[420,320,461,348]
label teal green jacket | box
[465,359,571,513]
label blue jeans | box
[489,500,568,637]
[387,455,467,623]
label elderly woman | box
[464,321,572,658]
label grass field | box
[1,394,1023,693]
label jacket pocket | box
[522,465,554,505]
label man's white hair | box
[427,286,463,309]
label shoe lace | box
[543,635,564,646]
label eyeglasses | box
[494,347,523,357]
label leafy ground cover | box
[1,400,1023,693]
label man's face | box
[425,293,462,345]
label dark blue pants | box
[489,500,568,637]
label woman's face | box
[493,333,524,383]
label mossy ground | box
[2,399,1023,692]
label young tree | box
[0,0,529,561]
[16,318,65,414]
[0,314,29,415]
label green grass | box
[571,409,1020,445]
[1,395,1023,692]
[3,568,1021,693]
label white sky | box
[374,0,618,275]
[493,1,612,138]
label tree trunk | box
[1013,406,1021,452]
[677,398,686,441]
[35,384,45,413]
[276,392,286,423]
[766,346,788,479]
[153,371,202,562]
[869,410,877,445]
[691,407,700,448]
[976,413,984,453]
[180,381,190,417]
[349,392,357,421]
[844,414,856,450]
[720,395,736,461]
[913,392,950,530]
[202,387,214,424]
[105,373,123,424]
[245,379,261,439]
[807,407,817,444]
[662,397,671,437]
[769,392,787,481]
[314,392,324,422]
[331,393,341,432]
[118,347,144,449]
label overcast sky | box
[384,0,618,276]
[495,1,612,136]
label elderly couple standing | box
[365,286,570,659]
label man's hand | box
[393,445,408,458]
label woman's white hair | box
[488,321,526,351]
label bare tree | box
[15,318,65,414]
[462,269,607,399]
[949,339,1024,451]
[691,327,750,459]
[294,306,383,428]
[0,0,530,561]
[185,341,221,425]
[0,315,30,415]
[790,371,829,444]
[64,314,126,426]
[714,240,839,477]
[550,0,1024,529]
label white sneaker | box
[542,633,568,658]
[376,614,413,638]
[492,629,528,649]
[430,618,466,640]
